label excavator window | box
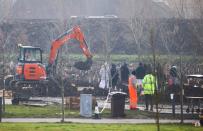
[24,49,41,62]
[19,48,24,61]
[18,47,42,63]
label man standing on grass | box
[110,63,119,90]
[134,62,146,102]
[128,70,138,110]
[142,67,156,111]
[135,62,146,87]
[120,62,130,94]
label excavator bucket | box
[74,58,93,70]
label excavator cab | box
[18,46,42,63]
[16,45,46,81]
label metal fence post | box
[0,97,2,122]
[170,93,175,118]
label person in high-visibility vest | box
[142,70,156,111]
[128,71,138,110]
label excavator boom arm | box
[49,26,92,65]
[47,26,93,74]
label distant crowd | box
[98,62,180,111]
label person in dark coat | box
[135,62,146,80]
[120,62,130,93]
[120,62,130,83]
[168,65,180,102]
[170,66,178,78]
[134,62,146,102]
[110,64,119,90]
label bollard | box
[170,94,175,117]
[0,97,2,122]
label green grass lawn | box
[4,105,151,118]
[3,105,80,118]
[0,123,202,131]
[4,53,203,63]
[3,104,162,119]
[3,105,198,120]
[55,54,203,63]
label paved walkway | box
[1,118,196,124]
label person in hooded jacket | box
[110,64,119,90]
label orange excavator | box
[47,26,92,76]
[5,26,93,100]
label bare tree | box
[0,0,14,113]
[58,1,68,122]
[171,0,188,124]
[57,53,66,123]
[125,0,148,60]
[127,18,145,60]
[0,0,13,22]
[159,22,174,55]
[189,0,203,61]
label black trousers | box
[145,94,153,110]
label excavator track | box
[6,78,60,104]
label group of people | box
[128,63,156,111]
[98,62,129,90]
[99,62,157,111]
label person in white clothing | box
[99,62,110,89]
